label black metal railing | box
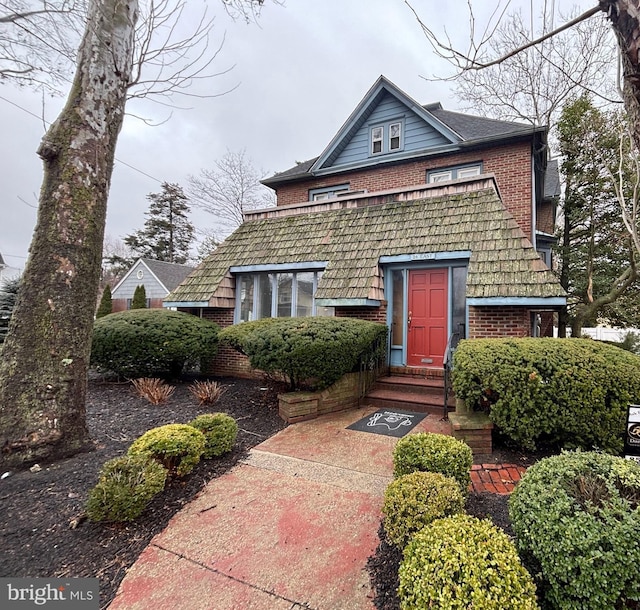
[443,324,465,420]
[358,335,387,400]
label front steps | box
[364,367,454,417]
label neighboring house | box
[0,252,22,283]
[111,258,195,312]
[165,76,566,377]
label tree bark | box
[0,0,138,468]
[602,1,640,151]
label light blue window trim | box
[369,118,405,157]
[467,297,566,306]
[231,261,328,273]
[163,301,208,308]
[315,298,381,307]
[427,162,483,183]
[234,268,331,323]
[380,251,471,264]
[309,184,350,201]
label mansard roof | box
[166,178,565,307]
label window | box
[236,270,334,322]
[310,183,350,201]
[427,163,482,183]
[370,120,404,156]
[371,126,383,154]
[389,122,402,151]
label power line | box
[0,94,164,184]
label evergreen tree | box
[131,285,147,309]
[96,285,112,319]
[125,182,194,264]
[0,277,20,344]
[557,96,640,335]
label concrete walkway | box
[107,406,523,610]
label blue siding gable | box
[312,76,460,176]
[332,92,451,168]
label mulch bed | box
[1,376,542,610]
[0,376,286,609]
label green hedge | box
[86,455,167,522]
[399,514,539,610]
[128,423,206,477]
[509,451,640,610]
[189,413,238,458]
[91,309,219,379]
[392,433,473,495]
[219,317,387,390]
[452,338,640,452]
[382,471,464,548]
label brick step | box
[364,387,454,416]
[389,366,444,379]
[375,375,445,395]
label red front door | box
[407,269,448,367]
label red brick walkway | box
[470,463,527,495]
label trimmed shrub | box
[509,451,640,610]
[189,413,238,458]
[220,317,387,390]
[392,433,473,495]
[91,308,219,379]
[86,455,167,522]
[382,471,464,548]
[128,423,206,477]
[453,337,640,452]
[399,514,539,610]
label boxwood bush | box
[86,455,167,522]
[189,413,238,458]
[128,423,206,477]
[382,471,464,548]
[392,433,473,495]
[399,514,539,610]
[219,317,387,390]
[91,309,219,379]
[452,337,640,452]
[509,451,640,610]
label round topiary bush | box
[189,413,238,458]
[91,308,219,379]
[393,433,473,494]
[399,514,539,610]
[509,451,640,610]
[86,455,167,522]
[382,471,464,548]
[128,423,206,477]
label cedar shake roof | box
[166,181,564,305]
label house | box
[165,76,565,378]
[0,252,21,283]
[111,258,194,312]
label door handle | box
[408,310,412,328]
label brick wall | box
[468,306,531,338]
[537,200,556,235]
[335,303,387,323]
[274,141,534,237]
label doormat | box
[347,409,427,438]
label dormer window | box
[371,127,383,154]
[370,120,404,156]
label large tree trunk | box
[0,0,138,468]
[602,1,640,151]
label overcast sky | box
[0,0,600,273]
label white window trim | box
[310,183,350,201]
[371,126,383,155]
[427,163,482,183]
[389,121,402,151]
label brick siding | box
[274,141,534,238]
[468,306,531,338]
